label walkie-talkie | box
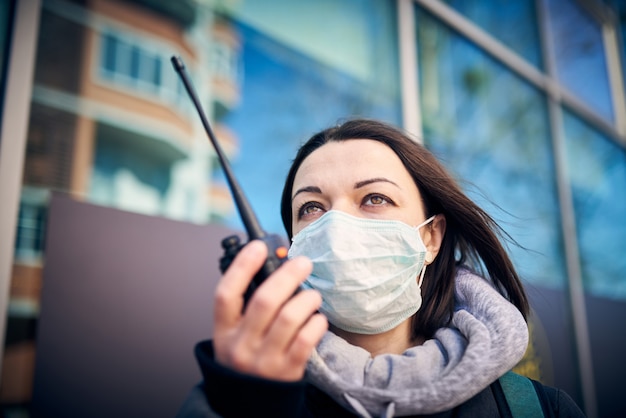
[171,56,289,305]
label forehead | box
[293,139,414,189]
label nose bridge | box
[328,196,360,218]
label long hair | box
[280,119,529,338]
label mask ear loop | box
[416,215,437,229]
[416,215,437,288]
[417,264,427,287]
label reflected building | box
[5,0,240,404]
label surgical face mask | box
[287,210,436,335]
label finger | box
[286,313,328,370]
[239,256,313,338]
[251,311,327,382]
[261,289,323,354]
[214,240,267,331]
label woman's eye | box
[297,202,324,218]
[363,194,394,207]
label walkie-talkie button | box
[275,246,288,259]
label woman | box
[178,119,584,417]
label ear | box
[423,214,446,265]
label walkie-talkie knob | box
[221,235,241,250]
[219,235,242,273]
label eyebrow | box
[292,185,322,202]
[354,177,400,189]
[291,177,399,202]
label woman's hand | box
[212,240,328,381]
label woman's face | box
[290,139,427,236]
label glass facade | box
[219,0,401,233]
[100,31,164,95]
[563,109,626,298]
[442,0,543,67]
[98,29,188,108]
[1,0,625,415]
[411,2,626,414]
[416,7,567,288]
[546,0,614,122]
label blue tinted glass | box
[114,39,132,77]
[137,52,160,88]
[546,0,613,122]
[130,45,140,80]
[14,202,47,258]
[442,0,542,67]
[153,56,162,86]
[563,110,626,299]
[416,7,567,288]
[102,33,117,73]
[221,0,401,235]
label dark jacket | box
[177,341,586,418]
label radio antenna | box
[171,56,265,239]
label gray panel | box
[32,194,244,418]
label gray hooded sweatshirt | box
[305,268,529,418]
[176,268,529,418]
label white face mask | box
[288,210,436,335]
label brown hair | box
[280,119,529,338]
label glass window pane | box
[99,32,183,102]
[546,0,614,122]
[442,0,542,67]
[90,124,172,215]
[138,52,160,90]
[563,109,626,299]
[101,32,117,74]
[130,45,140,81]
[14,189,48,262]
[211,43,226,78]
[116,40,132,78]
[220,0,402,234]
[416,6,567,288]
[153,56,162,87]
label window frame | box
[401,2,624,416]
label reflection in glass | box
[220,0,402,234]
[416,7,567,288]
[99,30,176,101]
[14,187,48,264]
[3,0,392,407]
[563,110,626,299]
[442,0,542,68]
[90,124,174,215]
[545,0,613,122]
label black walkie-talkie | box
[171,56,289,305]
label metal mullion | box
[603,22,626,137]
[414,0,549,92]
[0,0,42,377]
[575,0,626,142]
[414,0,626,147]
[398,0,422,141]
[558,83,625,148]
[545,103,598,418]
[536,0,597,417]
[411,0,600,415]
